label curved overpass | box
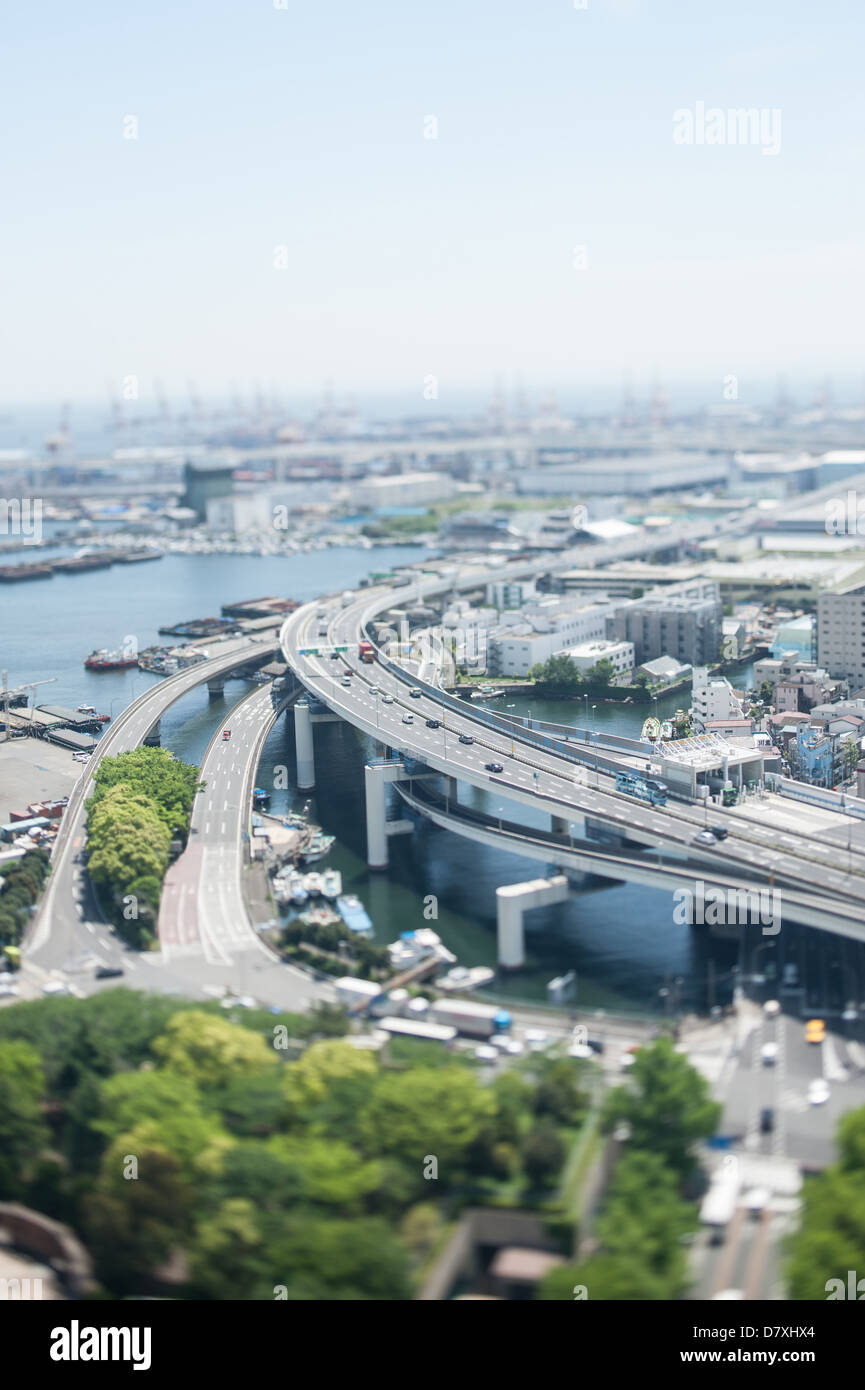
[280,565,865,941]
[26,635,278,973]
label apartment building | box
[817,586,865,689]
[691,666,744,723]
[612,582,722,667]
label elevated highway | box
[280,561,865,946]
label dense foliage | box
[0,991,583,1299]
[0,848,50,956]
[85,747,201,947]
[537,1038,715,1300]
[786,1106,865,1299]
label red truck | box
[358,641,375,664]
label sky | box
[2,0,864,411]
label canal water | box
[5,549,861,1017]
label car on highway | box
[763,999,781,1017]
[340,676,352,687]
[459,734,474,745]
[369,685,379,694]
[42,980,71,996]
[330,651,340,660]
[402,713,414,724]
[805,1018,826,1044]
[426,718,440,728]
[808,1078,830,1106]
[222,729,231,740]
[95,966,124,980]
[485,761,504,773]
[709,825,729,840]
[474,1045,499,1063]
[760,1042,778,1066]
[759,1107,774,1134]
[409,687,422,698]
[692,829,717,846]
[382,693,393,703]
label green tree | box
[267,1135,382,1209]
[0,1040,49,1197]
[528,653,584,697]
[83,1144,194,1294]
[787,1107,865,1298]
[359,1066,495,1171]
[603,1036,720,1178]
[521,1121,566,1187]
[152,1010,278,1091]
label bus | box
[615,770,668,806]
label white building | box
[562,639,635,684]
[691,665,744,724]
[353,471,455,509]
[486,600,612,677]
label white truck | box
[700,1167,740,1244]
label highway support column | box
[294,700,315,789]
[365,763,389,869]
[496,876,570,969]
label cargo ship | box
[0,563,53,582]
[54,547,116,575]
[84,648,139,671]
[158,616,235,639]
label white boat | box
[302,872,324,896]
[387,928,457,970]
[436,965,495,993]
[470,684,505,700]
[288,871,308,905]
[272,877,294,905]
[322,868,342,899]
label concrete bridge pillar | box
[294,701,315,789]
[496,876,569,970]
[207,678,225,697]
[443,776,458,803]
[143,719,161,747]
[365,764,389,869]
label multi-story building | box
[562,639,635,684]
[817,586,865,690]
[691,666,744,723]
[486,599,612,678]
[612,583,722,668]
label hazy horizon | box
[4,0,864,401]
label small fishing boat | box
[302,872,324,897]
[301,831,335,863]
[641,715,661,741]
[321,868,342,899]
[436,965,495,993]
